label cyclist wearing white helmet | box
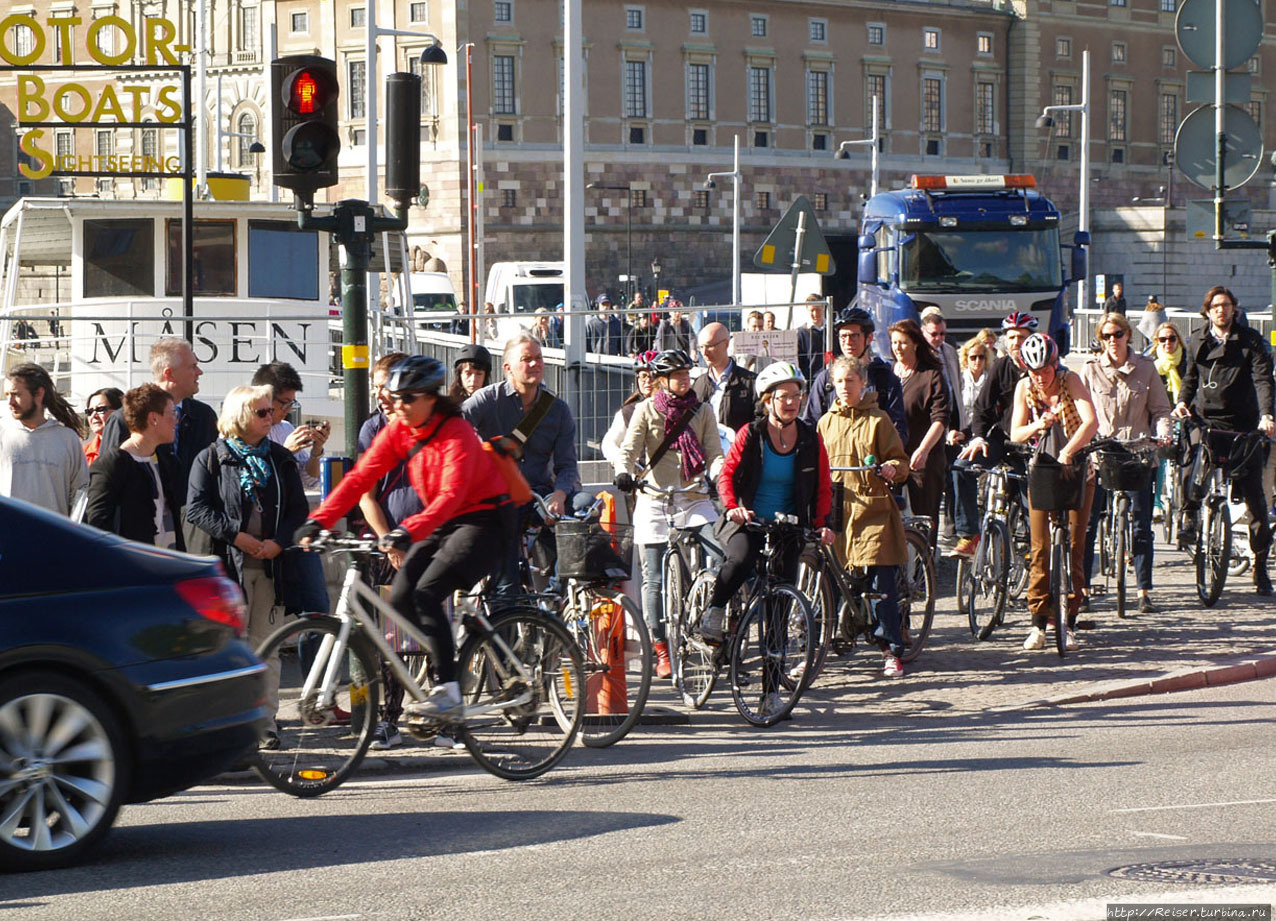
[1010,332,1099,652]
[705,362,835,663]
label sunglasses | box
[253,408,273,419]
[1158,335,1178,343]
[1099,330,1127,341]
[969,353,987,360]
[392,391,425,404]
[85,405,112,415]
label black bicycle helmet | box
[453,343,492,375]
[835,306,874,334]
[649,349,694,377]
[387,355,447,395]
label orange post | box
[585,598,629,715]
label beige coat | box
[817,392,911,567]
[1081,351,1172,441]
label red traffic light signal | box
[271,56,341,196]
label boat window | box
[248,221,319,300]
[166,220,237,296]
[83,219,155,298]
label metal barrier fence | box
[1071,306,1276,354]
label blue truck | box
[856,174,1088,356]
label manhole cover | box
[1109,859,1276,885]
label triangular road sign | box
[753,195,836,275]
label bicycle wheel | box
[1161,476,1177,546]
[956,557,972,620]
[796,550,837,684]
[967,519,1009,641]
[565,591,652,748]
[1007,502,1031,600]
[253,615,381,798]
[457,609,585,781]
[1114,509,1130,619]
[729,584,816,727]
[1196,499,1232,607]
[898,527,936,663]
[671,572,718,709]
[1050,527,1069,658]
[660,550,685,655]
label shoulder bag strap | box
[640,407,697,477]
[510,389,557,448]
[405,415,448,464]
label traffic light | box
[271,55,341,197]
[384,72,421,207]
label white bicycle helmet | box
[755,361,806,398]
[1018,332,1058,371]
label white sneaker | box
[404,684,464,720]
[1022,626,1047,651]
[882,655,904,679]
[1065,630,1079,650]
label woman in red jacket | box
[296,356,513,719]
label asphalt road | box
[6,674,1274,921]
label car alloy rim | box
[0,693,116,853]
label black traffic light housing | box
[384,72,421,207]
[271,55,341,198]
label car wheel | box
[0,671,129,872]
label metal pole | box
[195,0,208,196]
[1214,0,1226,243]
[564,0,587,429]
[465,42,477,339]
[732,134,741,306]
[341,228,371,461]
[183,66,195,336]
[1078,49,1091,312]
[870,95,880,198]
[626,188,633,303]
[366,0,381,328]
[215,73,223,174]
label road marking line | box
[276,916,362,921]
[1129,831,1189,840]
[1112,797,1276,813]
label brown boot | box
[653,641,672,679]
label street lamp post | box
[650,256,662,301]
[704,134,741,306]
[834,95,880,198]
[586,182,633,302]
[1036,48,1091,312]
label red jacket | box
[312,413,508,541]
[718,418,832,530]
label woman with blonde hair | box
[187,384,309,750]
[1150,321,1187,522]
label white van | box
[394,272,462,333]
[484,262,565,343]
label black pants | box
[708,528,801,609]
[1182,432,1272,559]
[387,507,508,683]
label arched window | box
[237,112,258,167]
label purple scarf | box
[653,388,707,481]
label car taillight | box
[176,577,247,636]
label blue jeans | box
[640,524,723,643]
[868,564,903,657]
[951,461,982,538]
[1083,482,1155,592]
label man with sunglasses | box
[1172,285,1276,594]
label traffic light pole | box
[296,196,409,459]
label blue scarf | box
[225,437,273,509]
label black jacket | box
[1179,323,1275,430]
[101,396,219,503]
[692,361,758,434]
[971,354,1026,439]
[84,447,186,550]
[716,417,825,543]
[796,326,828,381]
[186,438,309,602]
[803,354,908,446]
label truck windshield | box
[511,283,564,314]
[900,228,1062,293]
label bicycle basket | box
[1027,454,1084,512]
[1096,449,1154,492]
[555,519,635,582]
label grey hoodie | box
[0,417,89,516]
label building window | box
[690,11,706,33]
[1056,37,1071,58]
[55,130,73,159]
[807,70,829,126]
[13,22,34,57]
[409,2,427,23]
[1246,99,1262,129]
[494,1,513,23]
[348,61,366,118]
[290,11,308,33]
[814,192,827,211]
[1111,0,1127,6]
[1163,47,1177,67]
[867,73,886,125]
[692,128,708,145]
[923,28,940,52]
[239,6,259,52]
[493,55,516,114]
[754,130,769,148]
[410,57,436,117]
[625,7,643,30]
[976,83,995,135]
[923,77,943,133]
[977,33,993,56]
[351,7,366,28]
[631,189,648,207]
[236,112,258,166]
[501,189,516,207]
[96,130,114,159]
[687,63,710,120]
[1057,144,1070,161]
[867,23,885,46]
[624,60,648,118]
[1161,0,1175,9]
[809,19,826,43]
[629,126,646,144]
[1109,89,1127,142]
[352,128,366,146]
[748,66,771,123]
[1112,147,1125,163]
[1247,56,1261,74]
[496,123,514,141]
[1112,42,1126,63]
[751,15,767,38]
[694,189,710,209]
[754,191,770,209]
[1159,93,1178,145]
[812,133,828,151]
[1053,85,1074,138]
[926,139,941,156]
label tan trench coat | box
[817,393,911,567]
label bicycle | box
[798,462,937,681]
[1092,439,1160,620]
[676,515,818,726]
[252,533,586,796]
[527,493,653,749]
[956,451,1030,641]
[629,479,722,707]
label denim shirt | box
[462,381,580,495]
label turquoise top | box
[753,438,797,522]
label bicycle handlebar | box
[633,477,710,498]
[295,531,381,554]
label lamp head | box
[1035,114,1054,129]
[834,147,850,160]
[703,179,716,190]
[420,43,448,66]
[248,141,266,154]
[586,181,602,190]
